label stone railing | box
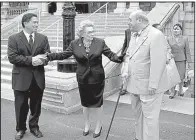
[7,7,29,19]
[1,6,28,21]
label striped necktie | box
[29,34,33,51]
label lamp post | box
[57,2,77,72]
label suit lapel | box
[78,38,88,59]
[19,31,31,54]
[88,38,96,58]
[129,26,151,59]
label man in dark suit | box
[7,13,50,140]
[120,27,131,95]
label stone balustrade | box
[1,6,28,22]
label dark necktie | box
[29,34,33,51]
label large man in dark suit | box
[7,13,50,140]
[120,28,131,95]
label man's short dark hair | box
[152,23,160,28]
[21,13,37,28]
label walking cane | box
[104,51,126,140]
[105,84,124,140]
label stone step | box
[1,45,7,49]
[47,34,124,41]
[44,88,63,100]
[41,28,128,34]
[1,67,12,76]
[39,13,129,20]
[1,49,7,54]
[1,39,8,45]
[1,59,57,71]
[0,45,62,53]
[39,24,128,30]
[42,89,64,107]
[41,102,67,113]
[1,41,64,50]
[1,82,67,113]
[38,19,129,26]
[1,54,7,60]
[1,75,11,84]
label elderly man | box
[121,10,168,140]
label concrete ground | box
[1,96,194,140]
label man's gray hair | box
[77,20,94,38]
[131,10,149,23]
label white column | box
[126,2,140,12]
[41,2,49,16]
[114,2,126,13]
[54,2,64,15]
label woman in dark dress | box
[46,20,123,138]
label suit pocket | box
[12,69,20,74]
[92,68,104,74]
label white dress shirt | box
[23,30,35,43]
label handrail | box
[86,2,109,19]
[160,3,180,26]
[39,2,110,52]
[40,18,62,33]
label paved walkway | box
[1,83,195,140]
[2,83,194,115]
[1,98,194,140]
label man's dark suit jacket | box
[47,37,120,84]
[121,29,131,56]
[7,31,50,91]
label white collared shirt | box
[135,30,142,43]
[23,30,35,43]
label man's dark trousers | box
[14,77,43,131]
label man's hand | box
[121,73,128,85]
[148,87,156,95]
[32,54,47,66]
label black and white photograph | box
[1,1,195,140]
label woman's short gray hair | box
[77,20,94,37]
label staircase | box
[1,12,130,112]
[1,12,130,77]
[2,3,193,114]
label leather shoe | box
[30,129,43,138]
[120,90,128,95]
[15,130,25,140]
[83,130,89,136]
[93,127,102,138]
